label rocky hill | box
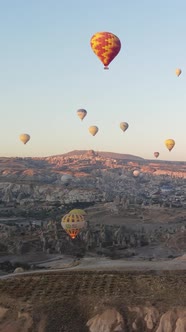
[0,151,186,331]
[59,150,144,161]
[0,149,185,262]
[0,149,185,218]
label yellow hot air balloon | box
[89,126,99,136]
[120,122,129,132]
[77,109,87,121]
[19,134,30,145]
[69,209,87,216]
[61,213,86,239]
[175,68,182,77]
[165,139,175,152]
[90,32,121,69]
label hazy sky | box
[1,0,186,160]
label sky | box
[0,0,186,161]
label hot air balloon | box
[165,139,175,152]
[89,126,99,136]
[120,122,129,132]
[61,174,73,185]
[175,68,182,77]
[77,109,87,121]
[90,32,121,69]
[154,152,159,158]
[19,134,30,145]
[133,170,140,177]
[61,213,86,239]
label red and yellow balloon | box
[61,213,86,239]
[90,32,121,69]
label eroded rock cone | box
[86,308,125,332]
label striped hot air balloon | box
[90,32,121,69]
[61,213,86,239]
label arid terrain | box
[1,270,186,331]
[0,150,186,331]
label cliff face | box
[0,151,185,208]
[0,182,102,205]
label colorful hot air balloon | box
[19,134,30,145]
[77,109,87,121]
[61,213,86,239]
[90,32,121,69]
[165,139,175,152]
[89,126,99,136]
[175,68,182,77]
[154,152,160,158]
[120,122,129,132]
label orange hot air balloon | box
[175,68,182,77]
[120,122,129,132]
[90,32,121,69]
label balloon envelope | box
[19,134,30,145]
[90,32,121,69]
[61,174,73,185]
[165,139,175,152]
[61,213,86,239]
[175,68,182,77]
[89,126,99,136]
[133,170,140,177]
[69,209,87,216]
[154,152,159,158]
[77,109,87,121]
[120,122,129,132]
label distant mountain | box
[52,150,144,161]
